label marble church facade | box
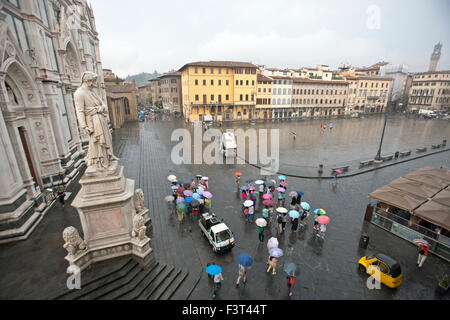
[0,0,106,242]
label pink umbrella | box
[176,197,185,204]
[249,185,255,190]
[280,181,288,187]
[334,169,343,174]
[263,200,275,207]
[317,215,330,225]
[203,191,213,199]
[276,187,286,192]
[183,190,193,197]
[413,239,430,247]
[262,193,273,200]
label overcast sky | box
[90,0,450,78]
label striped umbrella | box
[313,208,326,215]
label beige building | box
[155,71,182,114]
[255,73,273,119]
[292,79,348,117]
[345,76,392,114]
[408,70,450,112]
[137,83,151,105]
[355,61,389,76]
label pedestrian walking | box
[57,186,66,208]
[259,184,264,199]
[236,264,247,287]
[277,213,283,234]
[266,256,278,275]
[213,272,224,299]
[248,205,255,222]
[262,206,270,222]
[317,223,327,239]
[205,197,212,212]
[291,217,299,233]
[417,244,429,269]
[290,195,297,210]
[299,209,309,227]
[244,206,250,222]
[287,275,296,296]
[278,191,283,207]
[192,207,199,221]
[167,201,174,216]
[176,206,184,224]
[258,225,265,243]
[242,190,247,200]
[313,212,320,232]
[281,212,288,233]
[250,192,257,207]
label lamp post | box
[374,104,389,162]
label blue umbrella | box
[192,193,201,200]
[197,188,204,195]
[278,175,286,181]
[188,177,195,181]
[206,264,222,275]
[237,253,253,267]
[296,190,304,196]
[284,262,298,276]
[178,180,184,185]
[170,185,178,190]
[300,202,310,211]
[185,197,194,203]
[289,210,300,219]
[240,186,249,191]
[269,247,284,258]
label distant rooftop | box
[178,61,257,71]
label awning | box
[432,187,450,207]
[402,170,450,189]
[388,177,441,200]
[369,185,426,212]
[413,200,450,230]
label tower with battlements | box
[429,42,442,72]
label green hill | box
[125,71,161,86]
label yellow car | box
[358,253,403,288]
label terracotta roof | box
[412,70,450,76]
[157,71,181,78]
[105,83,136,93]
[178,61,257,71]
[257,74,273,82]
[270,76,294,80]
[293,78,348,85]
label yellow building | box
[255,74,273,119]
[179,61,257,122]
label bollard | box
[318,164,323,174]
[360,233,370,249]
[443,139,447,146]
[394,151,399,159]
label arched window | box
[124,97,130,115]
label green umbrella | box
[284,262,298,277]
[176,203,186,210]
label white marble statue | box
[134,189,145,214]
[63,226,87,256]
[74,71,119,171]
[131,214,146,241]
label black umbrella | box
[190,199,200,208]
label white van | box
[219,131,237,158]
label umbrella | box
[296,190,304,196]
[206,264,222,275]
[267,180,276,186]
[267,237,279,250]
[183,190,193,197]
[289,210,300,219]
[198,199,204,204]
[280,181,288,187]
[176,203,186,210]
[329,122,333,127]
[177,186,185,194]
[276,207,288,213]
[188,177,195,181]
[164,195,174,202]
[244,200,254,207]
[256,218,268,227]
[196,174,203,179]
[278,175,286,181]
[268,247,284,258]
[254,180,264,185]
[167,174,177,182]
[240,186,249,191]
[176,197,185,204]
[334,169,343,174]
[249,185,255,190]
[178,180,184,185]
[413,239,430,247]
[192,193,201,200]
[313,208,326,215]
[289,191,298,197]
[185,197,194,203]
[197,188,204,195]
[284,262,298,277]
[300,202,310,211]
[262,193,273,200]
[170,185,178,190]
[237,253,253,267]
[317,215,330,225]
[276,187,286,192]
[203,191,213,199]
[235,172,243,176]
[202,177,209,181]
[262,200,275,207]
[190,199,200,208]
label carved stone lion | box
[131,214,146,241]
[63,226,87,256]
[134,189,145,214]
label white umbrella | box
[167,174,177,182]
[164,195,174,202]
[254,180,264,185]
[267,237,279,250]
[255,218,267,227]
[276,207,288,213]
[244,200,254,207]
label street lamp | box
[374,104,390,162]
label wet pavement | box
[0,116,449,300]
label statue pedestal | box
[66,163,153,272]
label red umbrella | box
[235,172,243,176]
[262,193,273,200]
[413,239,430,247]
[276,187,286,192]
[317,215,330,225]
[263,200,275,207]
[280,181,288,187]
[177,186,185,194]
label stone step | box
[116,264,166,300]
[136,265,175,300]
[150,268,183,300]
[158,269,189,300]
[78,262,144,300]
[55,258,137,300]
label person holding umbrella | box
[414,239,430,269]
[176,203,185,224]
[206,264,224,299]
[256,218,267,244]
[236,253,253,287]
[317,215,330,239]
[284,262,298,297]
[289,210,300,233]
[289,192,297,210]
[165,195,175,215]
[262,205,270,223]
[296,190,304,210]
[267,247,283,275]
[248,204,255,223]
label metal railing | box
[370,206,450,262]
